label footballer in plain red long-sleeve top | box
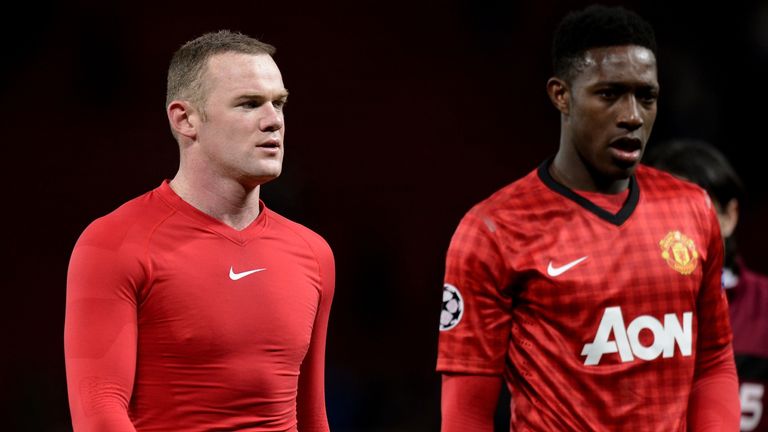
[66,181,334,431]
[66,30,335,432]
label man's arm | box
[441,374,503,432]
[296,241,335,432]
[437,209,513,429]
[64,226,141,432]
[687,205,740,431]
[687,347,739,431]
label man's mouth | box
[609,137,643,164]
[257,140,280,149]
[610,137,642,152]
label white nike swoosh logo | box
[229,266,267,281]
[547,256,588,277]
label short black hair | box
[552,5,657,82]
[644,139,744,208]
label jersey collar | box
[537,159,640,226]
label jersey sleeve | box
[441,374,503,432]
[437,208,513,375]
[296,236,335,432]
[687,196,740,430]
[64,219,146,432]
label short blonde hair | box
[166,30,275,111]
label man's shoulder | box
[266,208,333,255]
[637,164,713,211]
[75,185,175,250]
[741,264,768,292]
[473,167,543,213]
[637,164,707,196]
[451,167,547,242]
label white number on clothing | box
[741,382,765,431]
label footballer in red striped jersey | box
[437,5,739,431]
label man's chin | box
[610,157,641,177]
[241,171,282,189]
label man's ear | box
[546,77,570,115]
[167,100,199,139]
[719,198,739,238]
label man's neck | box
[169,172,262,231]
[550,150,630,194]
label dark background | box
[3,1,768,430]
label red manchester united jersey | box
[437,161,733,431]
[65,181,334,432]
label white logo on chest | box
[547,256,588,277]
[229,266,267,281]
[581,306,692,366]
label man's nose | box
[260,104,284,132]
[617,96,643,131]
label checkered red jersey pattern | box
[437,162,733,431]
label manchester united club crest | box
[659,231,699,275]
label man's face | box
[194,52,288,187]
[566,45,659,180]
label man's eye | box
[638,91,658,104]
[598,89,618,99]
[273,100,287,111]
[241,101,260,109]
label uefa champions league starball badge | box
[439,284,464,331]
